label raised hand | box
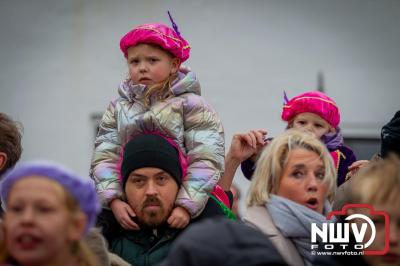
[227,129,268,163]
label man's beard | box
[136,195,174,228]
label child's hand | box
[228,129,268,163]
[167,206,190,229]
[110,198,140,230]
[348,160,370,177]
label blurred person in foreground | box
[0,162,100,266]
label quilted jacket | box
[90,68,225,217]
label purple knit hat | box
[0,161,100,234]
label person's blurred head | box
[0,113,22,177]
[0,161,100,266]
[121,133,187,228]
[346,156,400,266]
[247,129,336,214]
[158,218,287,266]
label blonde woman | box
[244,129,336,266]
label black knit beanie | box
[381,110,400,158]
[121,134,182,188]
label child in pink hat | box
[90,15,225,231]
[241,91,356,186]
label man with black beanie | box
[98,134,232,266]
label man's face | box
[125,167,179,228]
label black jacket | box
[158,218,288,266]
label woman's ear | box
[330,127,337,134]
[68,212,87,242]
[170,58,180,74]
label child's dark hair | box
[0,113,23,175]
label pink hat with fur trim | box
[120,23,190,62]
[281,91,340,128]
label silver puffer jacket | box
[90,68,225,217]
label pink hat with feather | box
[120,12,190,62]
[281,91,340,128]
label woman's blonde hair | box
[247,129,336,207]
[0,187,99,266]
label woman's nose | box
[307,175,319,191]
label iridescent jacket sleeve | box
[89,100,122,206]
[176,94,225,218]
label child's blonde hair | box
[143,72,178,108]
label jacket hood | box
[118,67,201,102]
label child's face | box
[4,176,83,265]
[291,112,333,139]
[127,43,180,86]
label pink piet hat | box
[281,91,340,128]
[120,12,190,62]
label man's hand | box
[110,198,140,230]
[228,129,268,164]
[167,206,190,229]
